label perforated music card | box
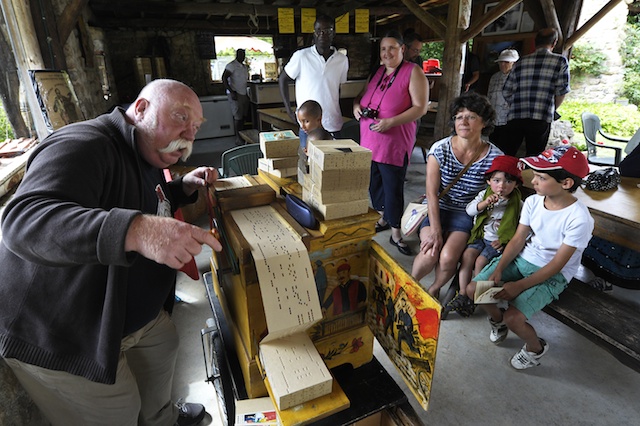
[230,205,321,342]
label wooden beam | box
[0,0,49,139]
[87,1,409,18]
[463,0,522,42]
[90,17,267,32]
[29,0,67,69]
[434,0,472,141]
[57,0,88,43]
[539,0,562,44]
[399,0,447,39]
[0,12,30,137]
[565,0,624,50]
[559,0,583,56]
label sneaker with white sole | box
[489,317,508,344]
[510,338,549,370]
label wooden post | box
[0,13,30,137]
[0,0,50,139]
[434,0,472,141]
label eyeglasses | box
[409,47,421,54]
[314,27,334,36]
[453,114,480,122]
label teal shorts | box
[473,255,569,319]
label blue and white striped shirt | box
[429,137,503,212]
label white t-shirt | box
[284,46,349,132]
[519,194,594,281]
[224,60,248,95]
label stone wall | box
[568,0,629,103]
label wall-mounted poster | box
[482,2,523,36]
[335,12,349,34]
[278,8,295,34]
[29,70,84,132]
[355,9,369,33]
[301,8,315,33]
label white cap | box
[495,49,519,63]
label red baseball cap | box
[485,155,522,183]
[519,146,589,178]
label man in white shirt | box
[278,15,349,148]
[222,49,249,145]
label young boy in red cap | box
[466,146,594,369]
[443,155,523,319]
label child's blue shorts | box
[468,238,502,262]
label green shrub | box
[622,15,640,106]
[0,105,15,140]
[570,43,607,78]
[422,41,444,63]
[557,100,640,137]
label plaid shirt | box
[503,48,570,123]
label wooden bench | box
[543,279,640,373]
[414,124,435,162]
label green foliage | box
[216,48,271,58]
[622,15,640,105]
[0,106,15,140]
[570,43,607,77]
[421,41,444,63]
[558,100,640,138]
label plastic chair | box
[218,143,263,178]
[581,112,629,166]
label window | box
[210,36,276,81]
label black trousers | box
[501,119,551,157]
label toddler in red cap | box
[465,146,594,370]
[443,155,524,319]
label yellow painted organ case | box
[209,174,441,410]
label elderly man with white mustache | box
[0,79,220,426]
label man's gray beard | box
[159,138,193,161]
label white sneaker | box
[489,317,508,344]
[510,339,549,370]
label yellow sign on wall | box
[355,9,369,33]
[278,8,295,34]
[301,8,316,33]
[335,13,349,34]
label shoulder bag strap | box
[438,145,485,199]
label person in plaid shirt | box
[502,28,570,157]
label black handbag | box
[584,167,620,191]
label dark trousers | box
[369,156,408,228]
[489,125,511,154]
[502,119,551,156]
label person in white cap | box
[487,48,519,153]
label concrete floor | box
[171,146,640,426]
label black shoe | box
[445,292,476,318]
[175,402,206,426]
[375,221,391,233]
[389,236,413,256]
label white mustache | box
[159,138,193,161]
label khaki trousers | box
[5,310,179,426]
